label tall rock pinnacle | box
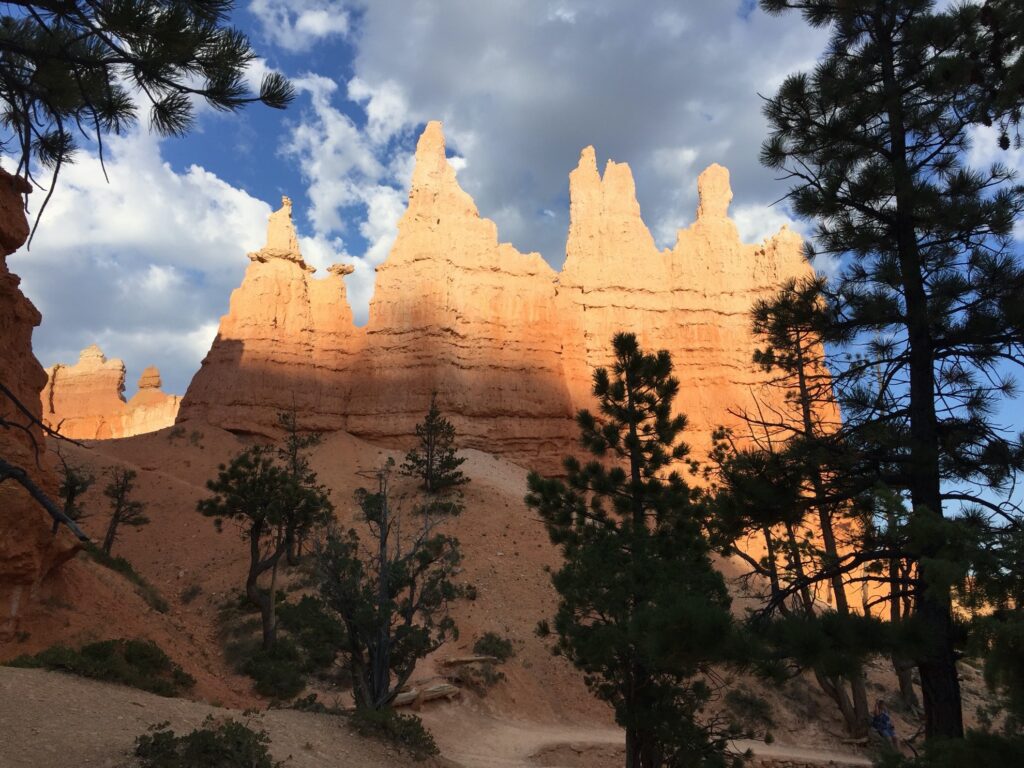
[249,195,311,272]
[696,163,733,219]
[179,122,811,471]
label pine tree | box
[707,276,877,736]
[0,1,294,233]
[54,447,93,527]
[277,408,323,565]
[527,333,742,768]
[401,394,468,516]
[759,0,1024,739]
[101,467,147,555]
[199,446,332,649]
[317,458,462,710]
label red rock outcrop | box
[0,169,78,638]
[179,196,357,435]
[41,348,181,440]
[345,122,577,460]
[559,154,806,455]
[179,122,809,470]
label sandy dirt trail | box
[422,704,873,768]
[2,666,876,768]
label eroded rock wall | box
[0,169,77,638]
[41,349,181,440]
[559,155,807,456]
[178,122,810,470]
[178,197,358,435]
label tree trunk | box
[246,522,278,651]
[794,336,870,737]
[101,511,119,555]
[877,11,963,738]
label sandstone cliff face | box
[179,196,357,435]
[0,169,77,638]
[347,123,577,461]
[179,122,809,470]
[559,155,807,455]
[41,348,181,440]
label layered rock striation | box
[180,196,357,435]
[0,169,78,637]
[179,122,809,469]
[42,347,181,439]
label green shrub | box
[180,585,203,604]
[448,661,507,696]
[7,639,194,696]
[276,595,344,671]
[876,731,1024,767]
[288,693,344,715]
[473,631,515,662]
[724,688,775,728]
[83,543,169,613]
[349,708,438,761]
[135,716,281,767]
[242,638,306,700]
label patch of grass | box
[180,584,202,604]
[7,639,194,697]
[473,631,515,662]
[135,716,281,768]
[83,543,169,613]
[349,708,439,761]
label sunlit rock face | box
[0,169,78,638]
[40,349,180,440]
[179,122,809,470]
[560,154,807,457]
[178,195,358,436]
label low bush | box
[83,543,169,613]
[448,661,507,697]
[135,716,281,768]
[288,693,344,715]
[242,638,306,700]
[876,731,1024,767]
[180,584,203,604]
[473,631,515,662]
[276,595,344,671]
[349,707,439,761]
[220,593,345,700]
[724,688,775,729]
[7,639,194,696]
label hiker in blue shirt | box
[871,700,899,749]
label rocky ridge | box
[41,347,181,440]
[0,169,78,639]
[179,121,809,470]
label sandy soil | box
[1,421,983,766]
[0,665,444,767]
[0,666,875,768]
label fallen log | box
[393,683,461,708]
[439,655,498,666]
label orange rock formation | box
[0,169,78,638]
[41,347,181,440]
[180,122,809,469]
